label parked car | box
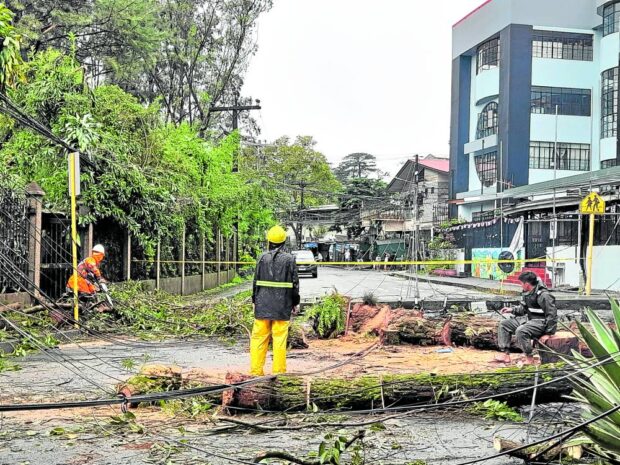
[292,250,318,278]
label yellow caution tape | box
[132,257,575,266]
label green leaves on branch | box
[0,4,23,89]
[305,293,348,339]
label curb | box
[388,272,521,296]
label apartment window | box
[530,87,591,116]
[602,159,618,169]
[477,38,500,74]
[474,151,497,187]
[529,142,590,171]
[604,2,620,36]
[476,102,499,139]
[532,31,593,61]
[602,67,618,138]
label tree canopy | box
[6,0,271,133]
[0,47,275,255]
[333,177,387,239]
[334,152,379,181]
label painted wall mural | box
[472,248,525,280]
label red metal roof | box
[452,0,494,28]
[419,158,449,173]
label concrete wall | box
[138,270,236,296]
[0,292,31,306]
[546,245,620,291]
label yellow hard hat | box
[267,225,287,244]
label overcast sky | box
[242,0,483,175]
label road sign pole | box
[585,213,595,296]
[68,152,80,324]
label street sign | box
[580,192,605,215]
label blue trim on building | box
[499,24,533,188]
[450,55,472,209]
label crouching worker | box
[495,271,557,365]
[66,244,107,301]
[250,226,300,376]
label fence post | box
[122,231,132,281]
[25,182,45,298]
[216,228,221,286]
[201,233,206,291]
[226,236,231,282]
[83,223,94,257]
[233,228,238,276]
[180,227,186,295]
[156,239,161,290]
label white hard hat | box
[92,244,105,255]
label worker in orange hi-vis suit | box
[66,244,107,297]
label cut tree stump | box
[538,331,580,364]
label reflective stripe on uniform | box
[528,308,545,314]
[256,280,293,288]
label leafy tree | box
[241,136,341,246]
[334,152,378,181]
[333,178,387,239]
[0,3,23,89]
[7,0,272,133]
[0,46,275,256]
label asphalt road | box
[299,266,491,301]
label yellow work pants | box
[250,319,289,376]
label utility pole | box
[406,155,421,301]
[290,180,312,249]
[209,98,261,271]
[551,104,559,288]
[209,99,262,172]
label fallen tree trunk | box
[221,365,571,413]
[384,313,579,359]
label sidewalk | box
[390,271,616,309]
[389,271,522,295]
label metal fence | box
[0,188,31,293]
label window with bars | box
[531,86,591,116]
[477,38,500,74]
[532,31,593,61]
[602,67,618,139]
[474,151,497,187]
[602,159,618,169]
[529,142,590,171]
[476,101,498,139]
[604,2,620,36]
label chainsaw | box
[98,282,114,309]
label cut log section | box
[494,436,584,461]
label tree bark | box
[221,367,571,413]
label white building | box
[450,0,620,220]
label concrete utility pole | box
[209,99,261,271]
[406,155,421,301]
[290,180,313,249]
[209,100,262,172]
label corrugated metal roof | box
[504,166,620,198]
[419,158,449,173]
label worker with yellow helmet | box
[250,225,300,376]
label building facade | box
[450,0,620,220]
[361,156,450,259]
